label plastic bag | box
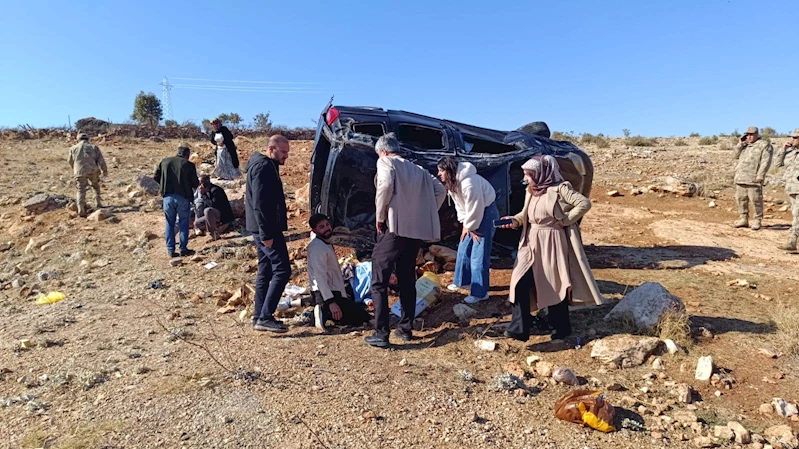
[35,291,66,305]
[552,367,579,386]
[352,262,372,304]
[554,389,617,433]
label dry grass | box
[57,420,127,449]
[698,136,719,146]
[674,139,688,147]
[657,309,693,349]
[771,301,799,358]
[22,430,51,448]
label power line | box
[170,77,319,85]
[170,85,324,94]
[171,83,321,92]
[161,76,174,121]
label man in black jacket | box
[210,119,240,169]
[245,135,291,333]
[154,146,199,257]
[194,175,235,240]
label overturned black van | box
[310,101,594,251]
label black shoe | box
[253,319,288,333]
[169,251,179,258]
[364,334,389,348]
[179,249,195,257]
[503,330,529,342]
[550,330,572,341]
[394,329,412,342]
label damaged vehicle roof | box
[310,102,594,251]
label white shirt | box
[306,237,347,301]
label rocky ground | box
[0,134,798,449]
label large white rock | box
[604,282,685,331]
[772,398,799,418]
[589,335,661,368]
[727,421,751,444]
[695,356,714,381]
[453,304,477,321]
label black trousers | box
[370,232,421,338]
[253,234,290,322]
[507,268,572,340]
[310,290,371,326]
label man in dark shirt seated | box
[194,175,235,240]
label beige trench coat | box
[507,182,606,308]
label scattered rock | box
[136,174,160,196]
[758,348,781,359]
[652,357,665,370]
[695,356,714,381]
[23,193,69,215]
[128,190,143,199]
[708,200,717,208]
[675,384,697,404]
[0,242,11,252]
[713,425,734,441]
[673,410,698,425]
[657,176,703,198]
[474,340,496,351]
[488,372,525,392]
[534,362,554,378]
[727,421,751,444]
[590,335,661,368]
[453,304,477,321]
[607,190,622,197]
[552,367,579,385]
[692,436,715,448]
[87,209,110,221]
[11,279,25,288]
[664,339,681,354]
[764,425,798,448]
[771,398,798,417]
[169,258,182,267]
[759,403,774,415]
[604,282,685,331]
[428,245,457,264]
[525,355,541,367]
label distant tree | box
[253,112,272,132]
[228,113,242,125]
[760,126,777,137]
[689,132,700,138]
[131,91,163,126]
[622,129,631,138]
[201,119,214,133]
[217,113,230,124]
[164,119,178,127]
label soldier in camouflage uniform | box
[774,128,799,250]
[732,126,773,230]
[68,133,108,217]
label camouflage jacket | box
[733,139,773,185]
[68,141,107,177]
[782,147,799,195]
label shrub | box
[674,139,688,147]
[581,132,610,148]
[625,135,658,147]
[164,119,178,127]
[689,132,700,138]
[719,142,732,151]
[698,135,719,145]
[252,112,273,132]
[760,126,777,138]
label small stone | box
[759,403,774,415]
[11,279,25,289]
[525,355,541,367]
[673,410,698,425]
[128,190,143,199]
[169,258,182,267]
[713,425,734,441]
[676,384,696,404]
[19,339,32,350]
[607,190,622,197]
[652,357,665,370]
[399,358,408,367]
[453,304,478,321]
[692,436,715,448]
[726,421,750,444]
[764,424,797,447]
[132,248,144,255]
[535,362,554,378]
[771,398,798,417]
[652,431,664,439]
[87,209,110,222]
[638,405,649,415]
[708,200,717,208]
[362,411,377,420]
[474,340,496,351]
[664,339,681,354]
[695,356,714,381]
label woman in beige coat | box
[498,155,604,341]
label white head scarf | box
[214,133,224,144]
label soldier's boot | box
[750,219,762,231]
[94,192,103,209]
[77,203,87,217]
[778,235,798,251]
[733,216,749,228]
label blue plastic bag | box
[352,262,372,304]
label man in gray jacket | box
[365,133,446,348]
[733,126,773,230]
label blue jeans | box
[163,194,191,253]
[453,202,499,299]
[254,234,291,322]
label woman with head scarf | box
[209,118,240,170]
[212,132,241,180]
[437,156,499,304]
[497,154,604,341]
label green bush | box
[580,133,611,148]
[698,135,719,145]
[689,132,700,138]
[626,135,658,147]
[551,131,577,143]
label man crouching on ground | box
[307,213,371,332]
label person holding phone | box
[732,126,773,230]
[437,156,499,304]
[776,128,799,251]
[497,155,604,341]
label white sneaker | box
[447,284,460,292]
[464,295,489,304]
[313,304,326,331]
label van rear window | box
[397,124,446,151]
[352,123,385,137]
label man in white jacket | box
[437,157,499,304]
[365,133,446,348]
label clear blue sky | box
[2,0,797,137]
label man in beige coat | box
[364,133,446,348]
[68,133,108,217]
[775,129,799,250]
[733,126,773,230]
